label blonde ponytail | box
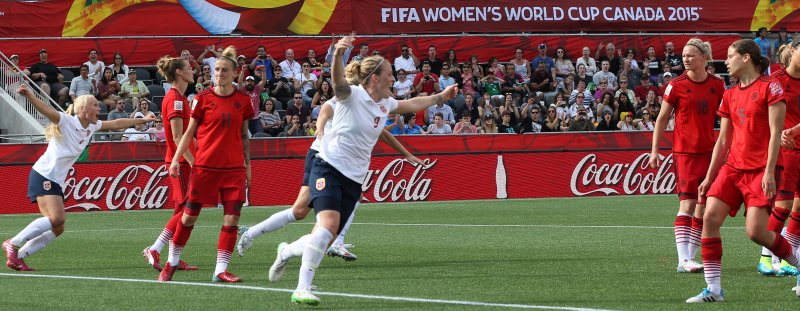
[345,56,386,86]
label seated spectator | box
[501,63,527,99]
[384,113,404,135]
[617,58,647,90]
[554,47,575,79]
[122,112,153,141]
[634,75,659,103]
[426,112,452,134]
[444,49,460,73]
[615,77,638,108]
[568,105,595,131]
[486,56,505,76]
[479,71,503,103]
[197,64,213,87]
[285,92,311,128]
[131,98,156,127]
[7,54,29,77]
[284,114,307,137]
[575,46,598,76]
[616,92,635,119]
[148,118,166,142]
[568,92,594,121]
[595,42,622,75]
[420,45,444,74]
[529,61,554,95]
[180,49,201,73]
[311,80,333,110]
[658,72,673,96]
[510,48,532,82]
[593,77,611,101]
[236,55,250,81]
[657,65,673,87]
[497,111,519,134]
[438,65,461,108]
[29,49,68,106]
[269,67,292,106]
[316,61,332,88]
[393,69,414,100]
[592,60,618,91]
[642,46,662,83]
[637,90,659,117]
[556,74,576,96]
[460,65,480,98]
[280,49,302,83]
[97,67,122,109]
[575,64,592,87]
[250,46,277,80]
[402,113,425,135]
[106,100,129,140]
[617,111,637,131]
[595,92,616,118]
[238,66,268,134]
[623,48,640,70]
[479,114,498,134]
[414,61,440,96]
[532,43,556,83]
[108,52,130,84]
[543,104,563,132]
[69,64,97,103]
[394,45,420,82]
[453,110,478,134]
[521,96,545,123]
[84,49,105,81]
[522,104,545,133]
[187,83,204,102]
[477,93,500,121]
[294,62,318,106]
[307,119,318,136]
[306,49,322,77]
[120,71,149,106]
[260,100,284,137]
[595,110,619,131]
[498,93,521,126]
[569,80,593,109]
[638,108,655,131]
[467,55,484,78]
[426,97,455,126]
[351,43,370,63]
[457,93,480,124]
[198,45,223,82]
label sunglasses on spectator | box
[294,96,302,99]
[401,49,408,52]
[599,82,607,85]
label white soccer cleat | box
[236,226,253,257]
[677,259,702,273]
[686,288,724,303]
[327,244,357,262]
[269,242,289,282]
[291,287,320,305]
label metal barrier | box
[0,51,64,128]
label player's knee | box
[745,228,770,246]
[292,206,310,220]
[181,214,198,226]
[52,223,64,236]
[47,215,65,229]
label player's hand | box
[142,114,157,123]
[648,151,661,168]
[782,128,797,149]
[762,171,776,199]
[169,161,180,177]
[17,84,32,97]
[245,164,252,186]
[335,33,355,53]
[440,85,458,101]
[697,178,712,198]
[405,155,423,166]
[315,127,325,139]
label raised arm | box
[394,85,457,115]
[17,85,60,124]
[332,35,355,101]
[101,114,156,131]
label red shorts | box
[168,163,191,212]
[187,168,247,206]
[674,153,711,203]
[777,149,800,201]
[707,164,778,217]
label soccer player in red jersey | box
[141,55,198,272]
[686,39,794,303]
[763,42,800,277]
[651,38,726,273]
[159,46,253,283]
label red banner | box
[0,1,797,37]
[0,133,681,214]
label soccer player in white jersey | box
[283,34,457,305]
[3,85,154,271]
[236,98,422,261]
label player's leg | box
[237,186,310,256]
[327,202,359,261]
[212,172,247,283]
[145,163,195,271]
[686,197,730,303]
[675,199,696,272]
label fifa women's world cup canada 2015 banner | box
[0,133,681,215]
[0,0,797,37]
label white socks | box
[297,228,333,291]
[10,217,53,247]
[18,230,56,259]
[282,234,311,261]
[332,203,358,247]
[248,208,297,240]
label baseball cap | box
[237,55,246,60]
[9,54,19,59]
[483,114,493,119]
[538,43,546,49]
[39,49,47,54]
[133,112,145,119]
[245,76,255,81]
[663,72,673,77]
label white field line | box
[0,272,617,311]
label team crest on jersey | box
[750,92,759,101]
[664,85,672,97]
[174,100,183,111]
[769,81,784,96]
[42,181,51,191]
[378,104,387,114]
[315,178,326,190]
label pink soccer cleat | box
[178,260,198,271]
[142,247,162,271]
[158,263,176,282]
[212,271,241,283]
[3,239,32,271]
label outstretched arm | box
[101,115,156,131]
[394,85,458,115]
[18,85,60,124]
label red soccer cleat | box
[158,263,176,282]
[212,271,241,283]
[177,260,198,271]
[142,247,162,271]
[3,239,32,271]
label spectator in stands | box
[554,47,575,80]
[568,92,594,121]
[269,67,292,107]
[122,112,153,141]
[634,75,658,103]
[438,65,457,96]
[460,65,480,99]
[284,114,307,137]
[467,55,484,78]
[480,71,502,102]
[575,63,592,86]
[414,61,440,96]
[29,49,68,106]
[306,49,322,77]
[593,60,618,91]
[615,77,638,107]
[426,93,455,126]
[394,45,420,82]
[623,48,639,70]
[658,72,673,96]
[180,49,200,72]
[557,74,576,99]
[754,27,773,60]
[637,90,659,118]
[595,92,616,117]
[478,93,499,121]
[496,111,519,134]
[594,77,610,101]
[421,45,443,75]
[568,105,595,131]
[479,114,498,134]
[279,49,302,83]
[726,75,739,89]
[105,100,128,141]
[236,55,250,81]
[311,80,333,109]
[618,58,646,89]
[425,112,452,134]
[498,93,521,126]
[7,54,28,76]
[197,64,213,87]
[5,54,29,89]
[616,93,635,119]
[238,66,268,135]
[617,111,637,131]
[569,80,594,110]
[148,118,166,142]
[543,104,562,132]
[69,65,97,103]
[521,105,545,133]
[317,61,332,88]
[108,52,130,84]
[444,49,460,73]
[351,43,369,63]
[595,110,619,131]
[486,56,505,76]
[402,113,424,135]
[260,100,283,137]
[294,62,317,106]
[553,93,569,120]
[97,67,121,109]
[643,46,662,82]
[453,110,478,134]
[285,91,310,128]
[663,41,683,74]
[198,45,223,82]
[249,46,276,81]
[84,49,105,82]
[120,71,149,106]
[575,46,598,76]
[391,69,413,100]
[596,42,622,75]
[384,113,404,135]
[656,63,673,87]
[529,61,554,95]
[637,108,655,131]
[131,98,156,125]
[457,93,480,124]
[521,96,544,122]
[510,48,532,82]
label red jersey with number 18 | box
[190,89,254,170]
[662,73,726,154]
[162,88,194,164]
[719,75,785,171]
[771,68,800,147]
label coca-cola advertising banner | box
[0,0,796,38]
[0,149,676,215]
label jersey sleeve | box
[241,94,255,121]
[163,92,182,121]
[386,97,400,113]
[766,79,785,107]
[718,91,731,119]
[662,81,679,106]
[191,94,205,122]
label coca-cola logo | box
[570,153,675,196]
[362,159,436,202]
[63,165,170,211]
